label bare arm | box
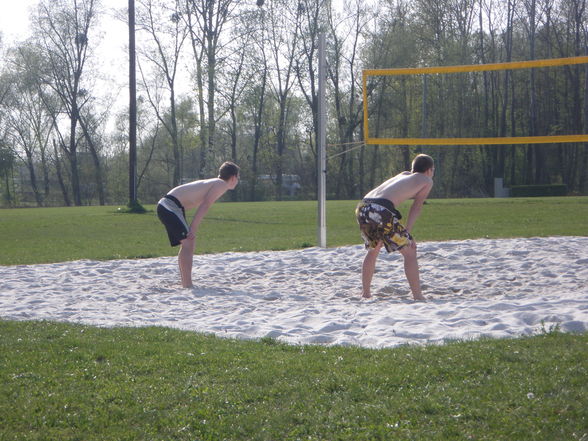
[405,180,433,234]
[188,182,229,238]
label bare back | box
[364,172,433,207]
[168,178,227,210]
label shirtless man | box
[157,161,240,288]
[356,154,434,300]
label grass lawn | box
[1,197,587,440]
[1,321,587,441]
[1,196,587,265]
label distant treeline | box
[0,0,586,207]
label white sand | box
[1,237,587,348]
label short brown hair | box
[411,154,434,173]
[218,161,240,181]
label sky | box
[0,0,139,125]
[0,0,129,76]
[0,0,126,44]
[0,0,128,76]
[0,0,216,130]
[0,0,35,42]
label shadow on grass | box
[206,216,284,225]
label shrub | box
[510,184,567,197]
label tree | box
[0,142,15,206]
[551,0,588,192]
[239,5,270,201]
[78,105,108,204]
[33,0,99,206]
[2,44,55,206]
[183,0,237,178]
[0,68,15,205]
[326,0,371,198]
[293,0,325,197]
[265,0,302,199]
[136,0,188,187]
[1,0,586,205]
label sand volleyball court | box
[1,236,587,348]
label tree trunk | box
[69,105,82,205]
[53,139,71,206]
[78,116,105,205]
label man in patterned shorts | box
[356,154,434,300]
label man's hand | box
[186,230,196,240]
[409,237,417,250]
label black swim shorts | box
[157,194,190,247]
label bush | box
[510,184,567,197]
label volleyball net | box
[362,56,588,146]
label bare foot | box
[412,293,427,302]
[361,291,372,299]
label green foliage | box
[0,144,15,206]
[0,320,586,440]
[3,0,588,209]
[510,184,568,197]
[0,197,586,265]
[0,143,15,176]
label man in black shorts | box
[157,162,240,288]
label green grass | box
[1,196,587,265]
[1,321,587,441]
[1,197,587,439]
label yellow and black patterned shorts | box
[355,198,412,253]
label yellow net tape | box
[362,56,588,145]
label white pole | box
[317,33,327,248]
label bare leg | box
[399,244,425,301]
[178,238,195,288]
[361,242,383,298]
